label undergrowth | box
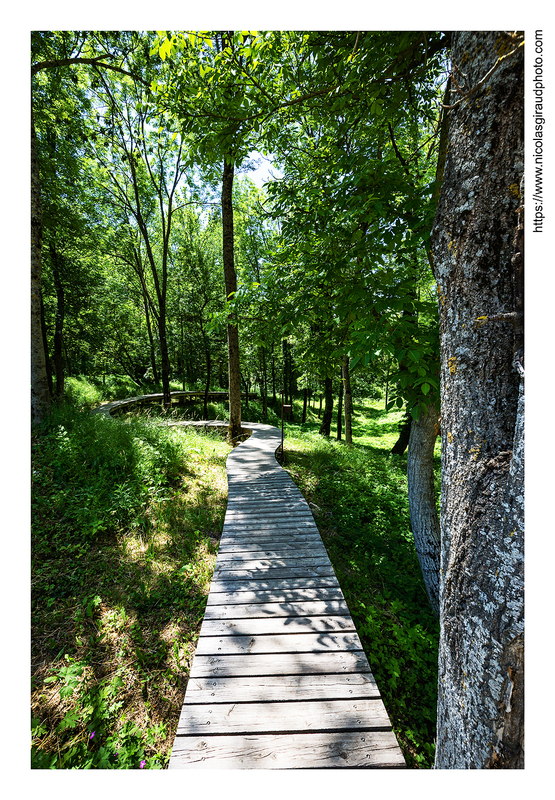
[31,383,231,769]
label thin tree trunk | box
[336,374,344,441]
[222,156,242,442]
[342,356,353,445]
[159,311,171,406]
[260,347,268,419]
[144,296,159,384]
[40,290,53,397]
[271,348,276,403]
[407,404,440,616]
[203,339,211,419]
[288,342,295,420]
[431,31,524,769]
[49,242,65,398]
[302,388,308,424]
[318,377,333,437]
[31,110,51,424]
[391,413,412,455]
[282,339,289,405]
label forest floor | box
[31,377,439,769]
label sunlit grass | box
[31,390,231,768]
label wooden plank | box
[194,631,363,657]
[217,542,328,555]
[214,556,331,571]
[175,698,391,736]
[206,587,345,605]
[204,599,350,619]
[209,576,340,593]
[226,497,308,508]
[199,615,355,637]
[225,510,314,522]
[169,731,406,769]
[216,547,327,559]
[189,650,372,677]
[182,673,380,703]
[221,520,317,533]
[211,566,337,581]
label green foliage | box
[33,659,165,769]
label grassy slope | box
[281,398,440,768]
[31,378,439,769]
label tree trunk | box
[271,349,276,404]
[391,413,412,455]
[342,356,353,445]
[203,338,211,419]
[407,404,440,616]
[302,387,308,424]
[222,156,242,442]
[40,290,53,397]
[260,347,268,419]
[336,373,343,441]
[31,110,52,424]
[431,31,524,769]
[49,242,65,398]
[282,339,289,405]
[318,377,333,437]
[144,293,159,383]
[159,311,171,406]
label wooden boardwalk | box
[169,423,406,769]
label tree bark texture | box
[222,157,242,442]
[342,357,353,445]
[31,111,52,424]
[431,31,524,769]
[407,404,440,617]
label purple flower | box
[140,760,146,769]
[89,731,95,740]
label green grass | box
[32,382,439,769]
[31,387,232,769]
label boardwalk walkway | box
[169,422,405,769]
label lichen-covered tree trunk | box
[222,156,242,443]
[431,31,524,769]
[31,111,52,424]
[407,404,440,617]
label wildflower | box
[89,731,95,741]
[140,760,146,769]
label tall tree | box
[431,31,524,769]
[31,31,148,422]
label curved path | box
[169,422,405,769]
